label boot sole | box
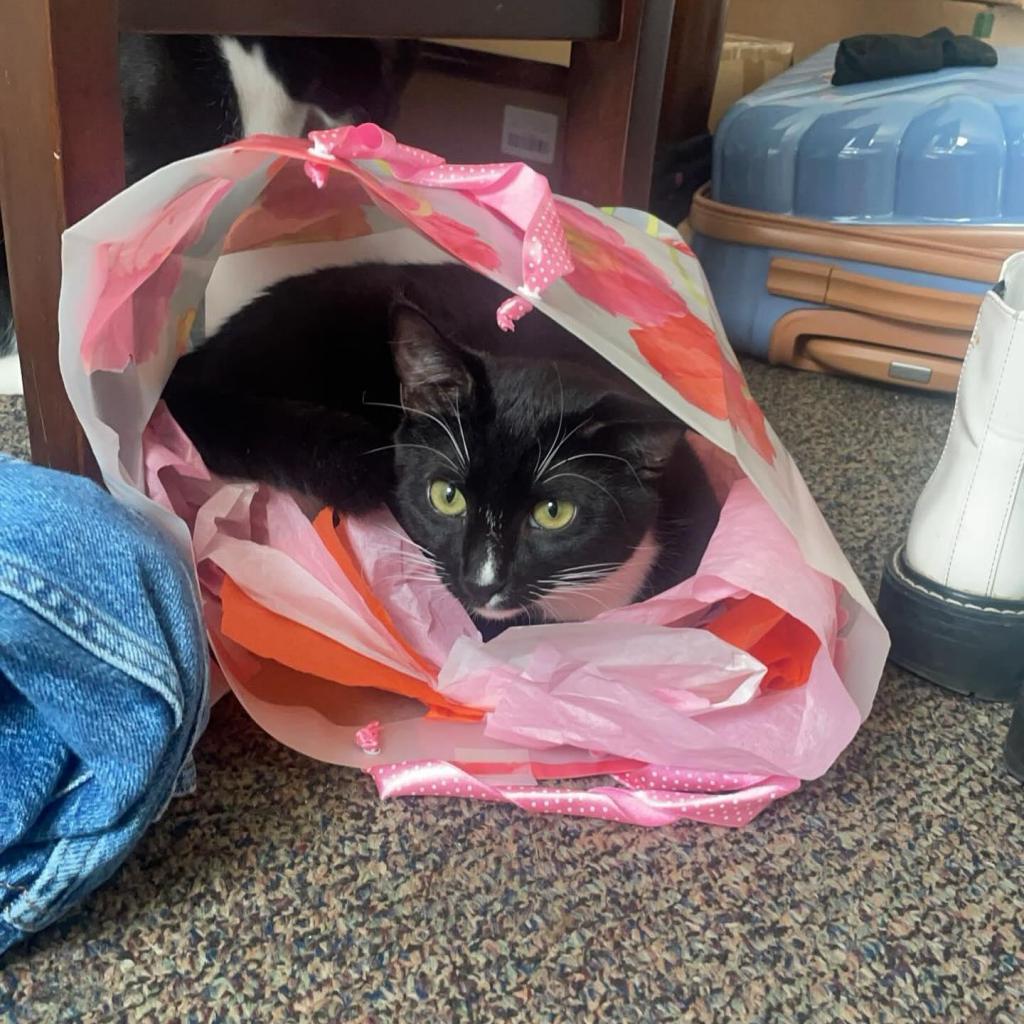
[1006,738,1024,783]
[878,547,1024,702]
[1006,705,1024,783]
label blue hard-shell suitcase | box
[690,44,1024,391]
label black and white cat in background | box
[0,35,417,387]
[164,265,721,632]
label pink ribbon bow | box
[305,123,573,329]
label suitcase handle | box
[784,336,961,392]
[767,307,968,393]
[766,257,982,331]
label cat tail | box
[162,373,394,514]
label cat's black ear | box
[587,396,683,481]
[390,300,473,407]
[615,420,683,480]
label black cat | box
[0,35,417,360]
[120,35,417,182]
[164,264,720,626]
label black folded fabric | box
[832,27,997,86]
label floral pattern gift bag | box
[59,125,888,828]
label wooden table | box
[0,0,724,477]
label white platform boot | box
[878,252,1024,707]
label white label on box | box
[501,105,558,164]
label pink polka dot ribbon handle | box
[496,296,534,332]
[368,760,801,829]
[305,123,574,328]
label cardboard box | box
[977,2,1024,43]
[727,0,970,61]
[708,34,795,131]
[395,69,566,189]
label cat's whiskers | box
[536,587,612,614]
[375,526,443,565]
[376,525,434,551]
[544,570,617,586]
[363,395,467,470]
[374,566,448,584]
[376,574,445,586]
[363,441,459,474]
[543,450,643,488]
[533,417,593,483]
[533,368,565,481]
[449,391,471,467]
[535,577,608,593]
[533,546,661,618]
[515,602,537,626]
[397,389,467,470]
[378,541,439,563]
[381,562,441,581]
[533,561,623,595]
[545,578,614,590]
[372,551,445,584]
[376,547,438,565]
[542,471,628,523]
[537,577,614,594]
[550,560,622,575]
[378,548,444,571]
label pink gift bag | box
[59,125,888,828]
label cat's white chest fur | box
[537,531,659,622]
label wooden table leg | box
[0,0,125,476]
[563,0,676,208]
[658,0,729,147]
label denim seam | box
[0,559,186,728]
[0,552,173,668]
[3,837,105,931]
[0,880,49,917]
[51,768,95,801]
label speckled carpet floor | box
[1,364,1021,1024]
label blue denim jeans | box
[0,455,207,955]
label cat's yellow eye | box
[532,498,577,531]
[428,480,467,517]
